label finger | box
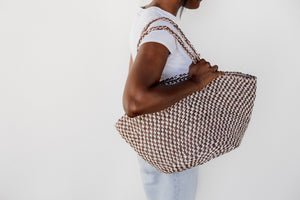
[199,58,206,63]
[217,71,225,76]
[204,61,211,68]
[210,65,218,72]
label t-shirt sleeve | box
[139,29,177,54]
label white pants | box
[137,155,199,200]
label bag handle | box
[141,17,199,57]
[137,17,201,64]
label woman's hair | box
[179,0,188,18]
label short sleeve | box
[139,29,177,54]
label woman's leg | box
[137,155,199,200]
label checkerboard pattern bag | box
[115,17,257,174]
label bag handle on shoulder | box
[141,17,199,56]
[137,17,201,64]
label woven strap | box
[141,17,199,57]
[137,17,201,64]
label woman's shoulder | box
[129,6,179,60]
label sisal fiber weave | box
[115,17,257,174]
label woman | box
[122,0,224,199]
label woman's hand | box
[188,58,225,91]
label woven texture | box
[115,17,257,174]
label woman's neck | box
[144,0,181,17]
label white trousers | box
[137,155,199,200]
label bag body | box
[115,17,257,174]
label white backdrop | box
[0,0,299,200]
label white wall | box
[0,0,299,200]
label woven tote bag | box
[115,17,257,174]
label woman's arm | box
[128,54,133,72]
[123,42,222,118]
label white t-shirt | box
[129,6,194,80]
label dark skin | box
[123,0,225,118]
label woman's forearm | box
[124,78,201,118]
